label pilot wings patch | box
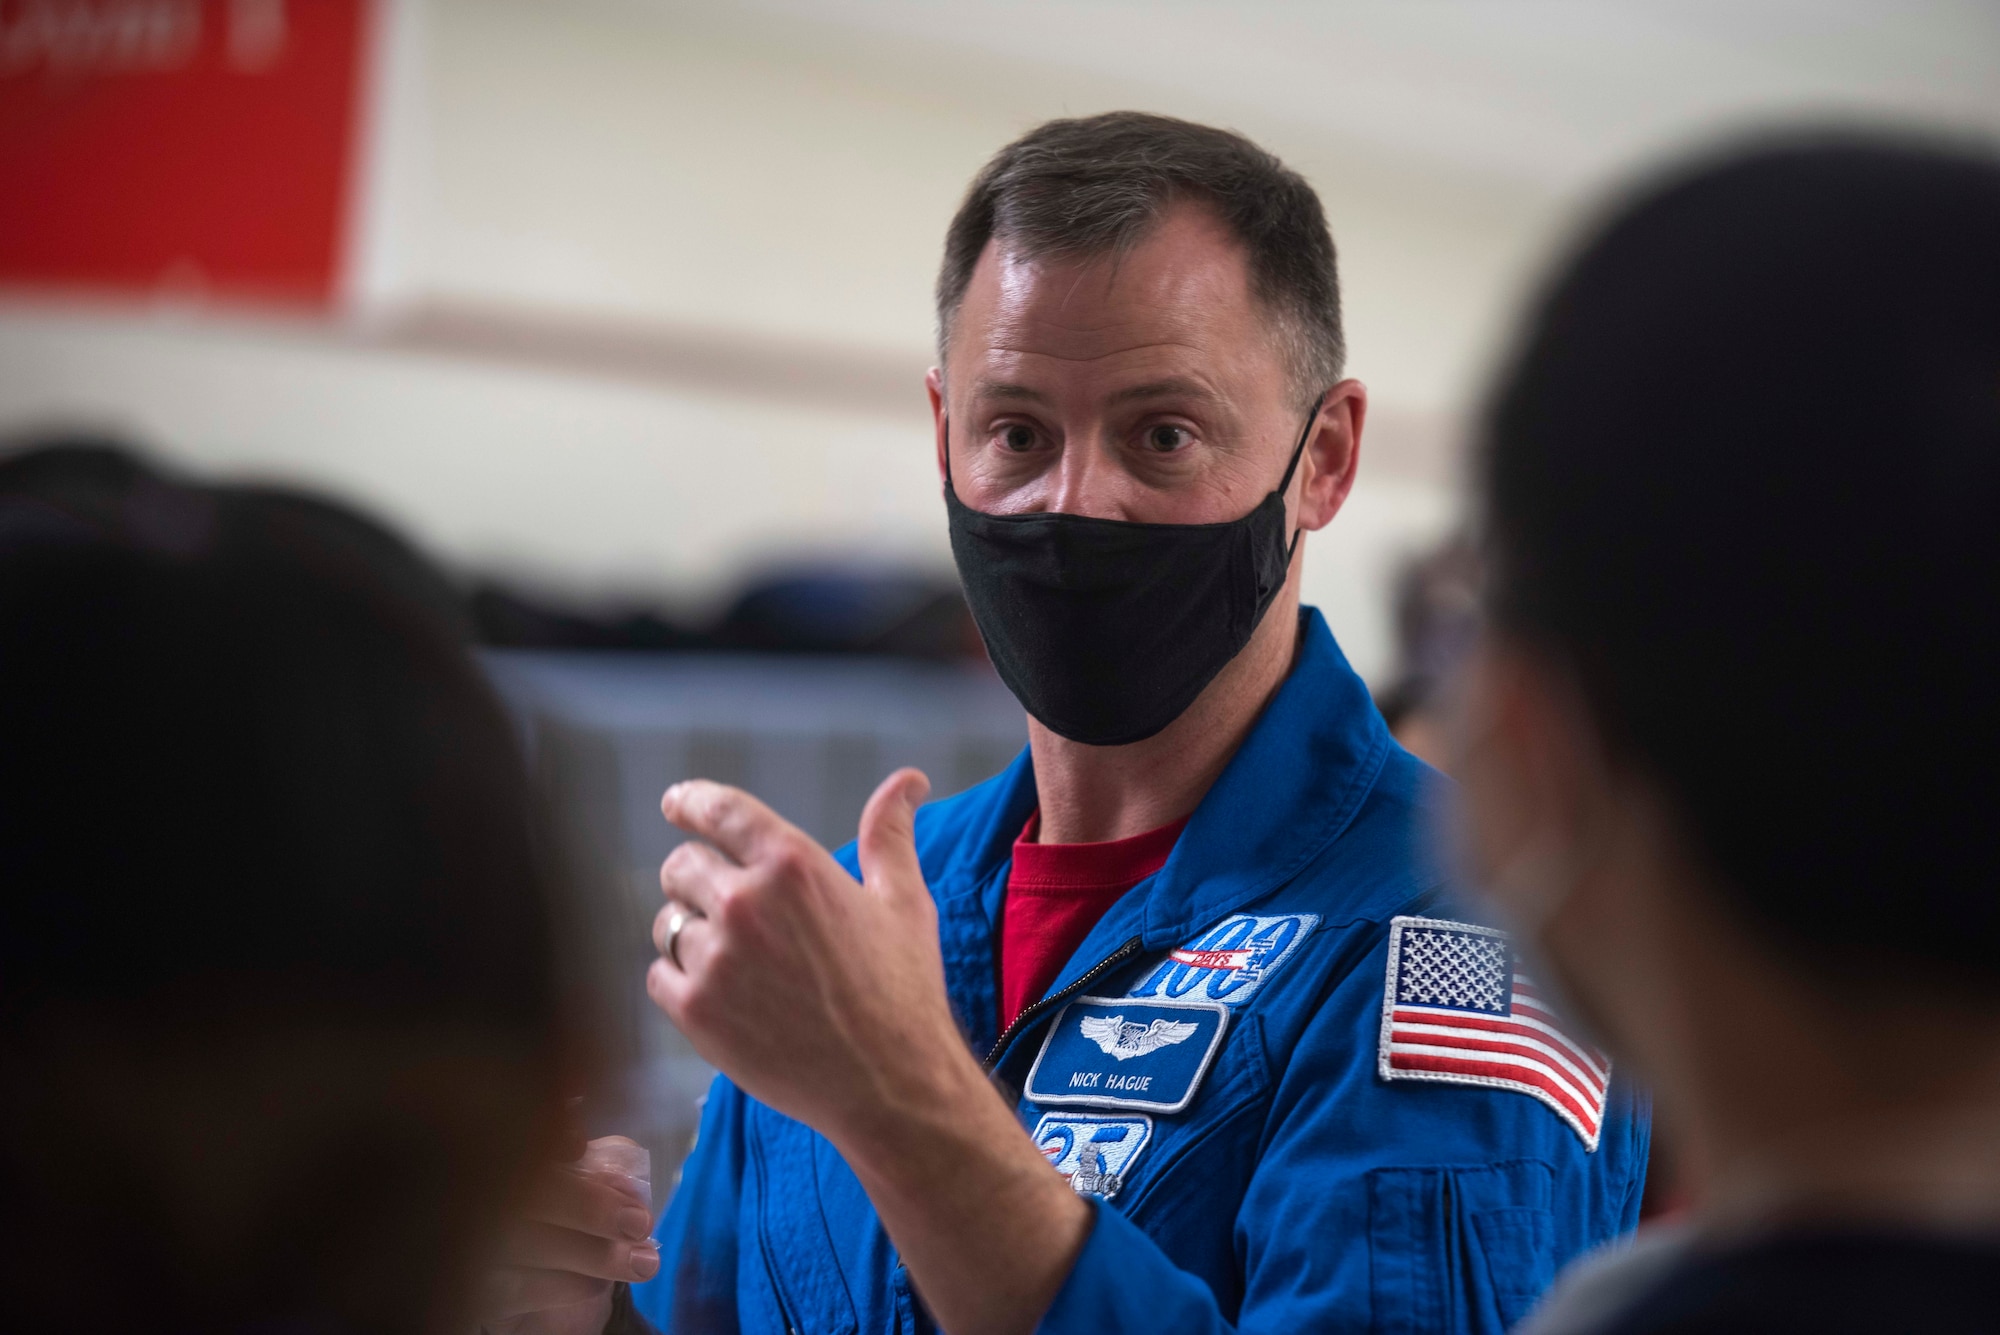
[1378,915,1611,1151]
[1078,1014,1200,1061]
[1025,997,1228,1114]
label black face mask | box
[945,399,1322,747]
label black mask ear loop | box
[1276,392,1330,562]
[941,412,954,492]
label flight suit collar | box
[1134,605,1389,949]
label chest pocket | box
[750,1111,860,1335]
[1473,1206,1555,1327]
[1366,1159,1557,1335]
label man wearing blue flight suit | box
[496,112,1646,1334]
[645,612,1646,1333]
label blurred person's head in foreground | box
[1461,137,2000,1326]
[0,441,572,1334]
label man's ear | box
[1294,378,1365,533]
[926,368,948,485]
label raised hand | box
[645,768,1093,1335]
[646,769,969,1140]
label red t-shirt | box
[998,811,1190,1031]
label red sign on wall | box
[0,0,372,308]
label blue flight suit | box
[635,609,1648,1333]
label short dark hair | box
[1479,136,2000,995]
[937,111,1343,407]
[0,443,564,1331]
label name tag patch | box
[1031,1112,1152,1199]
[1025,996,1228,1113]
[1127,912,1318,1007]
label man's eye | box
[1000,424,1037,452]
[1146,425,1193,452]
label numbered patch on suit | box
[1031,1112,1152,1200]
[1126,912,1319,1007]
[1025,996,1228,1114]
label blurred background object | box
[5,0,1997,1187]
[1374,535,1481,773]
[0,0,367,305]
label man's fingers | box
[657,837,738,918]
[662,779,789,864]
[652,899,717,974]
[478,1264,616,1320]
[646,955,709,1040]
[647,955,727,1059]
[520,1165,648,1238]
[858,767,931,895]
[498,1220,661,1283]
[647,954,694,1019]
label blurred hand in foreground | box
[475,1135,657,1335]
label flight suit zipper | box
[983,936,1145,1070]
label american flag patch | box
[1377,915,1610,1150]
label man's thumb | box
[858,767,930,894]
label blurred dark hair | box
[0,440,566,1333]
[937,111,1343,408]
[1479,137,2000,996]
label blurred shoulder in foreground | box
[0,438,571,1335]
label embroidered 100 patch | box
[1126,912,1319,1007]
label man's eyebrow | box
[970,380,1050,403]
[967,376,1219,406]
[1108,377,1219,406]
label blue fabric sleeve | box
[630,1072,745,1334]
[1042,1201,1233,1334]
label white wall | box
[404,0,1558,417]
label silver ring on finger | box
[662,900,699,970]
